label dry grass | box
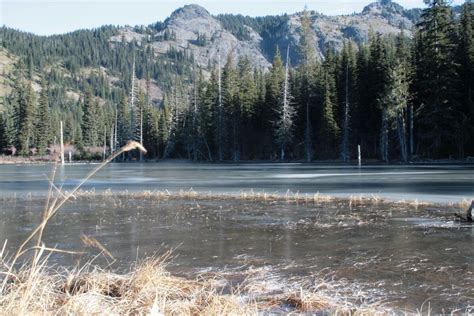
[456,198,471,209]
[0,251,396,315]
[76,188,471,211]
[0,253,256,315]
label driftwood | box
[454,200,473,223]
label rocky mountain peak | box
[164,4,221,36]
[112,0,419,73]
[360,0,413,32]
[168,4,211,22]
[362,0,405,16]
[152,4,271,70]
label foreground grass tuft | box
[1,253,396,315]
[0,255,254,315]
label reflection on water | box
[0,163,473,202]
[0,195,472,313]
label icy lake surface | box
[0,163,473,312]
[0,163,473,202]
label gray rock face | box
[110,1,419,68]
[153,4,271,70]
[277,0,414,61]
[362,0,405,16]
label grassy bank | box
[0,255,390,315]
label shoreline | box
[1,155,474,165]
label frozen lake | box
[0,162,473,202]
[0,163,473,312]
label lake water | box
[0,163,473,202]
[0,163,473,313]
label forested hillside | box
[0,0,472,161]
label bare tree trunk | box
[277,46,294,161]
[233,104,240,162]
[204,139,213,161]
[114,110,118,150]
[380,109,388,162]
[340,64,350,162]
[60,121,65,165]
[102,126,106,161]
[130,56,137,144]
[397,112,407,162]
[217,53,224,161]
[305,103,312,162]
[110,126,114,155]
[192,64,199,161]
[358,144,361,166]
[233,120,239,162]
[139,106,143,162]
[163,108,177,160]
[409,104,414,160]
[163,75,180,160]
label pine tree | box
[163,77,187,159]
[35,81,52,155]
[379,62,410,162]
[143,79,161,159]
[129,58,142,148]
[186,64,201,160]
[237,56,257,119]
[458,2,474,156]
[135,90,145,160]
[250,68,270,159]
[81,86,99,147]
[0,112,6,151]
[17,83,36,156]
[298,8,318,162]
[396,32,415,159]
[320,74,340,158]
[374,36,392,161]
[266,48,285,159]
[2,105,15,148]
[415,0,461,157]
[117,91,131,146]
[216,53,224,161]
[200,70,218,160]
[158,104,170,155]
[222,52,239,161]
[275,47,296,160]
[237,56,257,159]
[353,43,372,157]
[338,40,356,162]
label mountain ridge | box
[0,0,463,106]
[109,0,425,69]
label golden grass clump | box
[279,290,331,311]
[0,254,255,315]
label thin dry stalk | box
[1,140,146,295]
[80,235,114,260]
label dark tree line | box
[0,1,472,161]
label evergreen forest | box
[0,0,472,162]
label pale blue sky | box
[0,0,465,36]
